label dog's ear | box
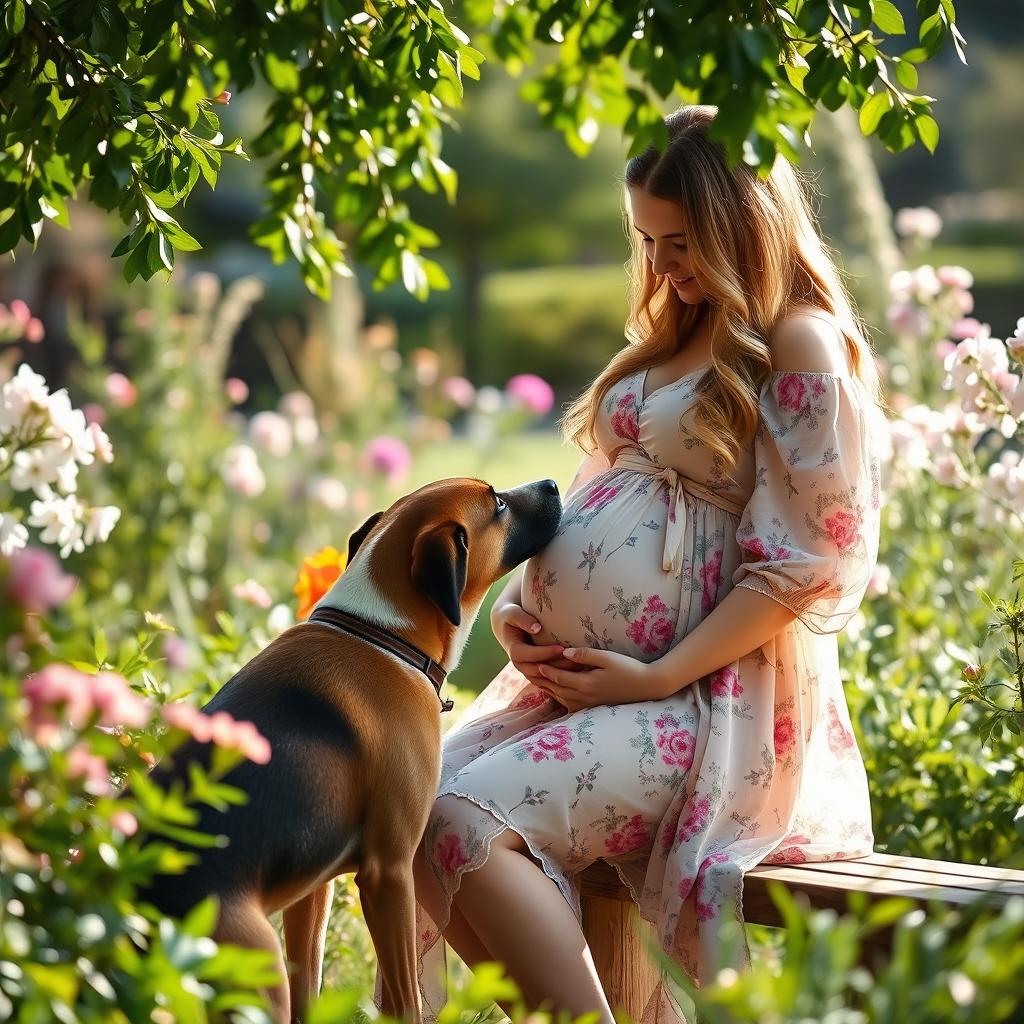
[411,521,468,627]
[347,511,385,565]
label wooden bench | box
[579,854,1024,1021]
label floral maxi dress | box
[386,364,883,1024]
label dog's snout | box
[537,478,559,495]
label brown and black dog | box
[134,476,562,1023]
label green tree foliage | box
[0,0,965,298]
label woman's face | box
[627,186,704,304]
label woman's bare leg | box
[452,828,616,1024]
[413,839,494,968]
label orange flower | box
[294,546,347,620]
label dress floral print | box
[378,364,883,1024]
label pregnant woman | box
[392,104,885,1024]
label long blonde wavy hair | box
[560,104,886,474]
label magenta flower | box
[605,814,652,855]
[364,435,411,484]
[506,374,554,416]
[7,546,77,613]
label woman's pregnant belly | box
[518,470,686,661]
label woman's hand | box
[491,600,585,686]
[532,647,667,711]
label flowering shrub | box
[1,362,120,557]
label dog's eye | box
[495,495,507,514]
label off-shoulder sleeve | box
[731,371,883,635]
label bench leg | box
[581,891,661,1022]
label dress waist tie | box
[611,446,748,577]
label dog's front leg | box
[357,861,421,1024]
[283,879,335,1023]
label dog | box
[133,476,562,1023]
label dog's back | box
[134,631,370,917]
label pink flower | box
[582,485,620,510]
[506,374,554,416]
[605,814,652,855]
[82,403,106,426]
[894,206,941,241]
[774,713,796,758]
[104,372,138,408]
[161,703,271,763]
[626,595,675,655]
[161,634,190,671]
[610,393,640,442]
[511,687,549,710]
[677,795,712,843]
[249,411,293,458]
[278,390,315,420]
[221,444,266,498]
[90,671,150,730]
[710,667,742,699]
[23,664,149,743]
[25,317,44,343]
[656,727,695,770]
[436,833,469,874]
[937,265,974,290]
[824,507,861,550]
[518,724,575,762]
[950,317,982,341]
[7,546,77,613]
[225,377,249,404]
[364,435,411,484]
[764,835,811,865]
[775,373,808,413]
[695,899,715,921]
[741,537,771,561]
[441,376,476,408]
[110,809,139,836]
[233,579,272,609]
[66,742,113,796]
[699,549,724,613]
[826,699,855,755]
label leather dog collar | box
[305,606,455,712]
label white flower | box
[88,422,114,464]
[278,390,315,419]
[10,445,66,496]
[308,476,348,512]
[267,603,294,636]
[0,513,28,556]
[475,386,503,414]
[931,453,966,487]
[292,415,319,446]
[895,206,942,240]
[83,505,121,545]
[47,389,94,465]
[0,363,50,430]
[28,493,85,557]
[249,411,293,458]
[221,444,266,497]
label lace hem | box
[435,786,584,922]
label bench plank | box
[577,853,1024,1019]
